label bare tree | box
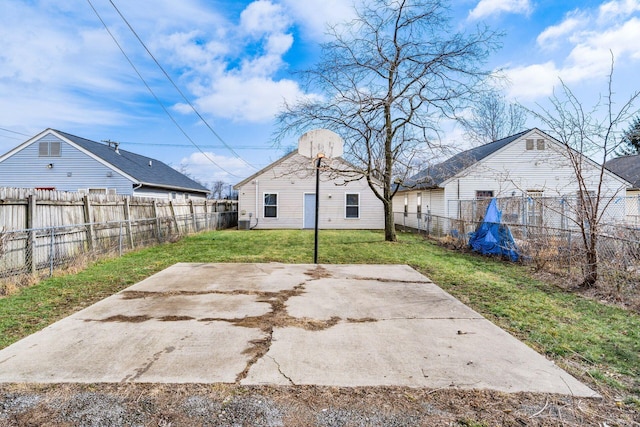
[276,0,500,241]
[526,56,640,287]
[210,180,226,200]
[459,91,527,145]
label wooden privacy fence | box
[0,188,237,279]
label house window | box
[39,141,61,157]
[527,190,544,226]
[416,192,422,218]
[89,188,107,194]
[404,194,408,216]
[475,190,494,199]
[537,139,546,150]
[526,139,534,150]
[264,193,278,218]
[346,193,360,218]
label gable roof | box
[605,154,640,189]
[23,129,209,194]
[400,129,532,190]
[234,150,298,189]
[234,150,370,189]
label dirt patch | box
[305,265,333,280]
[0,383,636,426]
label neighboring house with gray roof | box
[394,128,630,229]
[605,154,640,224]
[0,128,209,199]
[605,154,640,191]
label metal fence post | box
[49,227,54,276]
[119,221,123,257]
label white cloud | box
[179,151,254,184]
[536,12,584,49]
[506,1,640,101]
[468,0,532,21]
[598,0,640,22]
[183,75,310,122]
[279,0,357,39]
[241,0,291,36]
[504,62,560,100]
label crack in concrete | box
[351,277,432,284]
[122,345,175,382]
[267,355,295,385]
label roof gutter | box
[135,181,210,194]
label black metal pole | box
[314,156,322,264]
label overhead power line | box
[107,0,258,171]
[86,0,241,178]
[0,127,30,137]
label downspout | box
[133,183,143,195]
[255,180,259,221]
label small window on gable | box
[264,193,278,218]
[39,141,61,157]
[526,139,534,150]
[346,193,359,219]
[476,190,494,199]
[536,139,545,150]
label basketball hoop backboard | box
[298,129,344,159]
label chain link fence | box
[395,198,640,308]
[0,211,237,293]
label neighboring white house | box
[605,154,640,225]
[234,150,384,230]
[0,129,210,199]
[394,128,631,230]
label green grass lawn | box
[0,229,638,402]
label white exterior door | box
[304,193,316,229]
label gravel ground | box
[1,384,637,426]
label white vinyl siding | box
[235,153,384,229]
[396,129,629,226]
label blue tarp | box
[468,198,519,262]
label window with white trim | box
[39,141,61,157]
[475,190,494,199]
[345,193,359,218]
[527,190,544,226]
[264,193,278,218]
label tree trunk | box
[582,235,598,287]
[384,200,396,242]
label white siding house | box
[394,128,631,230]
[234,151,384,230]
[0,129,209,199]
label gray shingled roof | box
[400,129,532,190]
[605,154,640,188]
[55,130,209,193]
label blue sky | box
[1,0,640,189]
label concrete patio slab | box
[0,263,598,397]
